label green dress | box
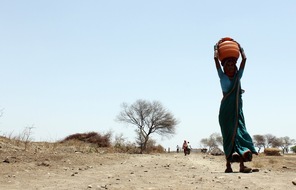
[218,72,257,162]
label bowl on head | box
[218,37,240,63]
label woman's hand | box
[214,43,219,60]
[239,45,246,60]
[235,41,246,60]
[236,42,243,53]
[214,43,218,51]
[237,42,246,70]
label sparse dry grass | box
[252,160,264,168]
[249,152,296,171]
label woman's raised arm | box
[214,43,221,70]
[238,43,247,70]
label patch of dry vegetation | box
[250,152,296,172]
[264,148,281,156]
[1,129,165,156]
[60,131,112,148]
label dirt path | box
[1,151,296,190]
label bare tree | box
[265,134,276,148]
[0,108,3,134]
[0,108,3,117]
[116,99,178,153]
[278,136,295,154]
[215,134,223,146]
[270,137,282,148]
[200,132,222,151]
[18,125,35,150]
[114,133,127,148]
[253,134,266,153]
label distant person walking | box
[214,38,257,173]
[187,142,191,155]
[182,140,188,156]
[176,145,180,153]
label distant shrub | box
[147,144,165,153]
[291,145,296,153]
[114,142,141,154]
[264,148,281,156]
[210,147,224,156]
[144,139,165,153]
[113,136,165,154]
[3,126,34,151]
[61,131,112,147]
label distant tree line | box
[200,133,296,154]
[252,134,296,154]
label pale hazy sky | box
[1,1,295,149]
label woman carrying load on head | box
[214,38,258,173]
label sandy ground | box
[1,138,296,190]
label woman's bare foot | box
[225,167,233,173]
[225,161,233,173]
